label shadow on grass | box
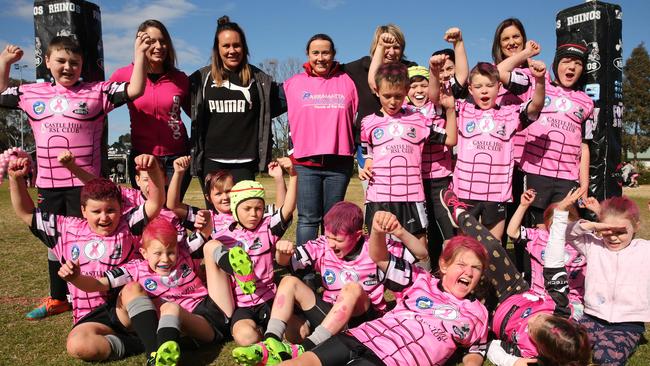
[178,338,226,365]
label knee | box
[232,320,261,346]
[203,239,223,259]
[66,333,105,361]
[341,282,363,299]
[279,275,301,291]
[159,301,180,316]
[119,282,147,303]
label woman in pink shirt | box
[283,34,358,246]
[110,19,191,198]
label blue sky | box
[1,0,648,143]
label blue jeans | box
[295,162,353,245]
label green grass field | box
[0,178,648,365]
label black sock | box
[127,297,159,355]
[157,327,181,345]
[301,338,316,351]
[49,260,68,301]
[216,249,235,275]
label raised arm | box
[267,160,286,209]
[135,154,164,220]
[166,156,191,219]
[445,27,468,87]
[275,239,295,267]
[58,150,97,183]
[578,143,590,201]
[385,211,429,262]
[525,59,547,121]
[427,54,445,105]
[8,157,34,225]
[496,40,540,84]
[368,33,395,93]
[439,85,457,147]
[506,189,536,240]
[368,211,394,272]
[126,32,152,100]
[277,157,298,221]
[0,44,23,93]
[58,259,110,293]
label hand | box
[58,259,80,281]
[528,59,546,79]
[524,40,541,58]
[429,54,446,73]
[520,189,536,207]
[7,157,30,179]
[576,184,588,204]
[194,209,213,237]
[379,33,396,48]
[173,156,191,173]
[583,221,627,237]
[276,157,296,176]
[133,154,158,172]
[57,150,75,167]
[267,161,283,179]
[439,84,455,110]
[372,211,401,234]
[358,164,373,181]
[0,44,23,65]
[134,31,152,55]
[275,240,295,257]
[556,187,582,212]
[513,358,538,366]
[583,196,601,216]
[443,27,462,44]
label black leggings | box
[456,211,529,308]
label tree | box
[110,133,131,154]
[257,57,303,158]
[622,43,650,160]
[0,78,35,152]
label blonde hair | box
[369,24,406,58]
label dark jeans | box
[128,150,192,201]
[294,162,353,245]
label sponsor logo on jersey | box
[339,269,359,284]
[71,245,80,260]
[452,324,470,340]
[161,270,181,288]
[84,239,106,260]
[433,305,459,320]
[496,124,506,136]
[249,238,263,251]
[407,127,417,138]
[466,121,476,133]
[479,116,494,133]
[389,122,403,137]
[49,95,69,113]
[180,263,192,278]
[373,128,384,140]
[544,96,551,107]
[33,101,46,115]
[574,107,585,120]
[323,269,336,285]
[521,307,533,318]
[109,243,122,259]
[415,296,433,309]
[73,101,88,115]
[363,273,378,287]
[144,278,158,291]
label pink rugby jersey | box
[291,235,415,312]
[120,187,185,241]
[520,82,594,181]
[453,101,529,202]
[105,237,207,312]
[213,210,290,307]
[404,101,453,180]
[361,110,447,202]
[283,69,357,159]
[183,204,276,241]
[347,255,488,366]
[30,205,147,323]
[520,227,585,305]
[0,81,129,188]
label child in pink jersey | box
[231,204,429,365]
[7,154,167,362]
[59,217,227,366]
[507,189,586,319]
[0,34,151,320]
[440,187,591,366]
[202,158,298,346]
[453,60,546,241]
[360,36,457,249]
[281,225,489,366]
[520,43,594,225]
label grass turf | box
[0,178,648,365]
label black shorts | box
[524,173,578,224]
[192,296,229,343]
[230,299,273,331]
[424,177,455,240]
[365,201,427,236]
[303,294,380,332]
[312,333,384,366]
[37,186,82,217]
[74,301,131,336]
[460,199,507,227]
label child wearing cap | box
[519,42,594,225]
[202,157,299,346]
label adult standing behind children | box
[110,19,192,199]
[0,33,150,320]
[284,34,358,245]
[189,15,286,201]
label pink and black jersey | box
[213,210,290,307]
[120,186,186,242]
[453,101,529,202]
[520,82,594,181]
[404,101,453,180]
[0,81,129,188]
[361,110,447,202]
[291,235,415,312]
[347,255,488,365]
[30,205,147,323]
[105,237,207,312]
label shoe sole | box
[156,341,180,366]
[439,189,459,229]
[229,247,256,295]
[232,347,261,366]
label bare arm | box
[439,88,457,147]
[578,143,590,200]
[368,33,396,93]
[58,259,111,292]
[8,158,34,225]
[427,54,445,105]
[126,32,151,100]
[0,45,23,93]
[496,40,540,85]
[274,240,295,267]
[447,28,469,87]
[166,156,190,219]
[278,158,298,221]
[135,154,164,220]
[525,60,546,120]
[507,189,536,239]
[267,161,286,209]
[58,150,97,184]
